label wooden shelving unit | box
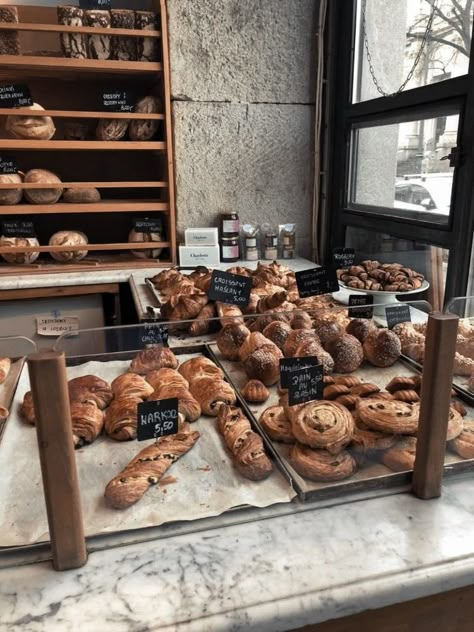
[0,0,176,275]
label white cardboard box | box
[179,244,220,267]
[184,227,219,247]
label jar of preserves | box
[220,212,240,237]
[220,235,240,262]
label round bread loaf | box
[24,169,63,204]
[129,96,162,141]
[346,318,376,342]
[63,188,101,203]
[0,173,23,205]
[96,118,129,141]
[0,236,40,264]
[363,329,401,368]
[128,228,163,259]
[49,230,88,262]
[325,334,364,373]
[6,103,55,140]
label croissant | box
[178,357,224,384]
[188,303,216,336]
[150,385,201,422]
[146,368,189,391]
[150,268,182,290]
[0,357,11,385]
[216,301,244,327]
[189,376,236,415]
[129,346,179,374]
[68,375,113,409]
[105,396,142,441]
[111,373,154,400]
[256,290,288,313]
[71,402,104,447]
[160,292,208,321]
[160,277,196,296]
[104,431,200,509]
[217,323,251,360]
[192,271,213,293]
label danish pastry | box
[189,376,236,416]
[382,437,417,472]
[68,375,113,409]
[71,402,104,447]
[291,401,354,454]
[259,406,294,443]
[357,399,418,434]
[129,346,178,374]
[449,421,474,459]
[289,444,356,481]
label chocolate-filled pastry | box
[243,345,283,386]
[68,375,113,409]
[259,405,294,443]
[314,321,344,346]
[292,401,354,454]
[363,329,401,368]
[346,318,376,342]
[145,367,189,391]
[0,357,11,385]
[189,376,236,416]
[178,357,224,384]
[111,373,154,400]
[20,391,35,425]
[357,398,418,434]
[262,321,293,350]
[283,329,319,358]
[105,396,142,441]
[449,421,474,459]
[216,323,251,360]
[71,402,104,447]
[382,437,417,472]
[129,346,179,374]
[241,379,270,403]
[105,431,200,509]
[150,385,201,422]
[325,334,363,373]
[289,444,356,481]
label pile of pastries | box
[337,260,424,292]
[0,356,11,419]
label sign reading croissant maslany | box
[207,270,252,306]
[288,365,324,406]
[137,398,179,441]
[295,266,339,298]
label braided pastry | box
[291,401,354,454]
[189,376,236,416]
[71,402,104,447]
[259,405,294,443]
[105,396,142,441]
[385,376,416,393]
[105,431,200,509]
[129,346,178,374]
[289,444,356,481]
[335,394,360,410]
[111,373,154,400]
[357,399,418,434]
[333,375,361,387]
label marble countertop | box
[2,476,474,631]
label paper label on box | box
[36,316,80,337]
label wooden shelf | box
[0,201,169,215]
[0,181,168,190]
[0,140,166,151]
[0,55,161,76]
[0,22,161,38]
[0,256,173,276]
[0,108,165,120]
[0,242,170,254]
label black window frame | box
[325,0,474,301]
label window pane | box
[345,226,449,310]
[354,0,473,102]
[350,112,458,225]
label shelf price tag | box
[385,304,412,329]
[280,357,319,389]
[295,266,339,298]
[0,84,33,108]
[100,89,134,113]
[288,364,324,406]
[80,0,112,9]
[137,398,179,441]
[0,156,18,175]
[348,294,374,319]
[332,247,356,268]
[133,218,163,234]
[140,322,169,346]
[1,220,35,238]
[208,270,252,307]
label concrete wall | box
[167,0,317,258]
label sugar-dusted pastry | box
[145,367,189,391]
[178,357,224,384]
[293,339,335,375]
[216,323,251,360]
[68,375,113,409]
[243,344,283,386]
[345,318,376,342]
[150,385,201,422]
[241,379,270,403]
[382,437,417,472]
[325,334,364,373]
[283,329,319,358]
[454,352,474,377]
[105,431,200,509]
[0,357,11,385]
[111,373,154,400]
[290,310,313,330]
[357,398,418,434]
[262,321,293,350]
[105,396,142,441]
[259,405,294,443]
[291,401,354,454]
[392,322,425,347]
[20,391,35,425]
[363,329,401,368]
[71,402,104,447]
[189,376,236,416]
[313,321,344,346]
[449,421,474,459]
[239,331,271,362]
[289,444,356,481]
[129,346,178,374]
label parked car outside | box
[394,173,452,216]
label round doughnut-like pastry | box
[241,379,270,403]
[259,406,294,443]
[413,404,462,441]
[262,321,292,350]
[357,398,418,434]
[283,329,319,358]
[449,420,474,458]
[68,375,113,409]
[216,323,251,360]
[243,345,283,386]
[291,400,354,454]
[289,444,356,481]
[111,373,154,400]
[382,437,417,472]
[346,318,376,342]
[363,329,401,368]
[325,334,363,373]
[314,321,344,346]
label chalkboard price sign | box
[0,156,18,175]
[1,220,35,238]
[137,398,179,442]
[280,357,319,389]
[288,364,324,406]
[348,294,374,319]
[0,84,33,108]
[333,247,356,267]
[80,0,112,9]
[385,304,412,329]
[208,270,252,307]
[101,89,134,112]
[133,218,163,234]
[140,322,169,346]
[295,266,339,298]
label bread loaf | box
[23,169,63,204]
[128,228,163,259]
[96,118,129,141]
[57,6,87,59]
[85,9,111,60]
[135,11,159,61]
[64,188,101,203]
[5,103,55,141]
[0,6,20,55]
[0,236,40,264]
[49,230,88,262]
[129,96,162,141]
[0,173,22,205]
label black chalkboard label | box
[385,304,412,329]
[333,247,356,267]
[348,294,374,319]
[295,266,339,298]
[80,0,112,9]
[280,357,319,389]
[101,89,134,113]
[140,323,169,346]
[208,270,252,307]
[288,364,324,406]
[1,220,35,238]
[133,218,162,234]
[137,398,179,441]
[0,156,18,175]
[0,84,33,108]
